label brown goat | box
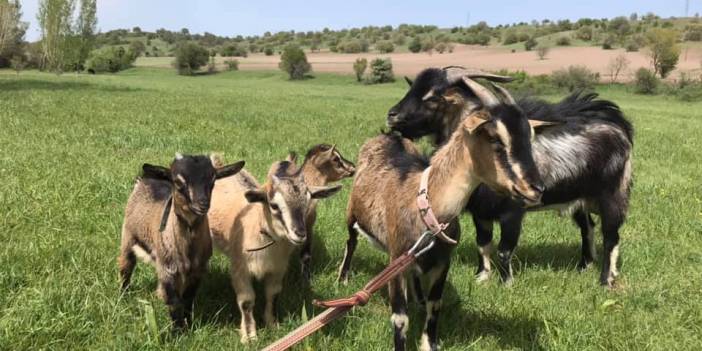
[208,161,341,343]
[118,154,244,329]
[277,144,356,280]
[340,80,546,351]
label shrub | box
[536,46,549,60]
[207,56,216,73]
[447,43,455,53]
[602,35,616,49]
[279,44,311,80]
[646,28,681,78]
[173,42,210,75]
[85,47,138,74]
[338,40,362,54]
[524,37,537,51]
[634,68,659,94]
[376,40,395,53]
[551,65,599,91]
[684,25,702,41]
[625,41,640,52]
[435,42,447,54]
[556,36,571,46]
[503,32,519,45]
[221,44,248,57]
[494,69,554,95]
[575,25,594,41]
[365,58,394,84]
[264,46,274,56]
[675,84,702,101]
[408,37,422,53]
[353,58,367,82]
[224,59,239,71]
[421,38,435,54]
[129,41,146,57]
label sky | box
[19,0,702,41]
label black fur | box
[388,68,633,287]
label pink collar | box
[417,166,457,245]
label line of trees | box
[36,0,97,73]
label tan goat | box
[118,154,244,329]
[340,80,546,351]
[208,160,341,343]
[277,144,356,280]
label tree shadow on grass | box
[0,79,145,93]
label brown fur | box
[209,164,341,343]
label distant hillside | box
[96,13,702,58]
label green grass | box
[1,68,701,350]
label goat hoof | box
[577,260,593,272]
[475,270,490,283]
[240,333,257,344]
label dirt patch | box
[137,44,702,82]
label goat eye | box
[270,203,280,212]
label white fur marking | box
[132,245,154,264]
[533,133,591,188]
[420,333,431,351]
[610,244,620,277]
[391,313,409,335]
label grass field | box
[1,68,701,350]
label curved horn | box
[443,66,514,84]
[490,83,517,106]
[462,77,500,107]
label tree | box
[37,0,75,72]
[524,37,537,51]
[0,0,27,68]
[607,54,630,83]
[366,58,394,84]
[129,40,146,57]
[408,36,421,53]
[0,1,24,56]
[74,0,97,70]
[279,44,311,80]
[353,57,367,82]
[646,28,681,78]
[173,42,209,75]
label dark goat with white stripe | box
[388,67,633,287]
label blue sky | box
[20,0,701,41]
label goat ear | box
[441,87,464,105]
[216,160,245,179]
[141,164,171,181]
[464,114,490,134]
[244,190,268,204]
[286,151,298,164]
[404,76,413,86]
[529,119,561,130]
[310,184,343,199]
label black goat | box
[388,67,633,287]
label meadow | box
[1,68,701,350]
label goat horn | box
[490,83,517,106]
[462,77,500,107]
[443,66,514,84]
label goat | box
[277,144,356,280]
[340,78,545,351]
[388,67,633,287]
[208,160,341,343]
[118,154,244,328]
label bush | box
[625,41,640,52]
[365,58,394,84]
[494,69,554,95]
[575,25,594,41]
[435,42,447,54]
[556,36,571,46]
[221,44,248,57]
[224,59,239,71]
[173,42,210,75]
[353,58,367,82]
[408,37,422,53]
[524,37,537,51]
[602,35,616,49]
[338,40,362,53]
[634,68,659,94]
[85,47,138,74]
[675,84,702,101]
[279,44,311,80]
[536,46,549,60]
[129,41,146,57]
[646,28,681,78]
[551,65,599,91]
[376,40,395,53]
[503,32,519,45]
[684,25,702,41]
[264,46,274,56]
